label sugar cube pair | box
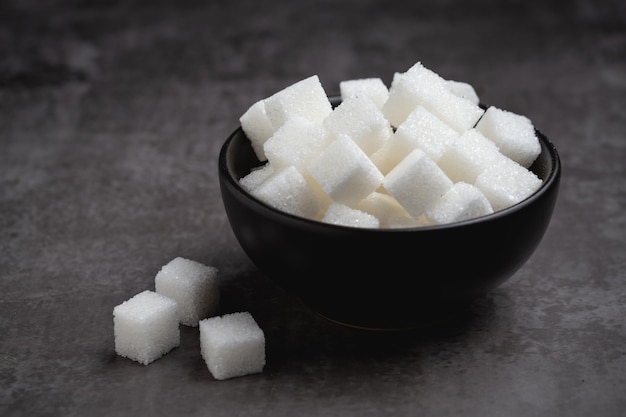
[113,257,265,380]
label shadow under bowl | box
[218,100,561,330]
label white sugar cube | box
[339,77,389,109]
[199,312,266,380]
[155,257,220,327]
[425,182,494,225]
[437,128,503,183]
[113,290,180,365]
[475,156,543,211]
[239,100,275,161]
[356,191,413,228]
[446,79,480,105]
[239,163,275,192]
[383,148,454,217]
[321,202,380,228]
[250,165,327,219]
[263,75,332,130]
[308,134,384,206]
[263,116,331,172]
[373,105,460,175]
[474,106,541,168]
[323,94,392,156]
[382,62,485,131]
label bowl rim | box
[219,105,561,233]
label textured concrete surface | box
[1,0,625,416]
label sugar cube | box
[263,116,331,172]
[437,128,503,183]
[474,156,543,211]
[382,148,454,217]
[474,105,541,168]
[263,75,332,130]
[323,94,392,156]
[239,100,275,161]
[339,77,389,109]
[113,290,180,365]
[382,62,484,131]
[373,105,460,175]
[321,202,380,228]
[239,163,275,192]
[445,79,480,105]
[424,182,494,225]
[356,191,412,228]
[308,134,384,206]
[155,257,220,327]
[199,312,266,380]
[250,165,327,219]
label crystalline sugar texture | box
[475,106,541,168]
[383,148,454,217]
[308,134,384,206]
[250,165,327,219]
[446,79,480,105]
[474,156,543,211]
[321,202,380,228]
[155,257,220,327]
[113,290,180,365]
[239,163,274,192]
[356,191,414,228]
[239,100,275,161]
[263,116,330,172]
[437,128,503,183]
[425,182,493,225]
[373,105,460,175]
[263,75,332,130]
[339,77,389,109]
[382,62,484,131]
[199,312,266,380]
[323,94,392,156]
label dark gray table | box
[2,1,625,415]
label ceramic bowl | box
[218,98,561,330]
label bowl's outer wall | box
[218,110,561,329]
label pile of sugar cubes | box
[113,257,266,380]
[239,61,543,228]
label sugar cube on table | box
[437,128,503,184]
[199,312,266,380]
[474,156,543,211]
[113,290,180,365]
[321,201,380,228]
[308,134,384,206]
[263,115,331,172]
[155,257,220,327]
[250,165,328,219]
[263,75,332,131]
[474,105,541,168]
[382,147,454,218]
[373,105,460,175]
[339,77,389,109]
[424,182,494,225]
[323,94,392,156]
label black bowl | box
[218,98,561,330]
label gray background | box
[1,0,625,415]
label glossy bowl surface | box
[218,99,561,329]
